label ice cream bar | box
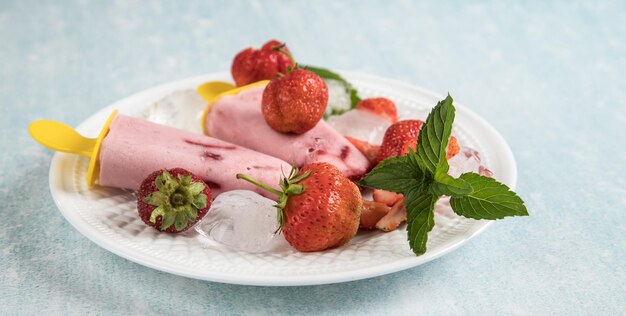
[204,85,370,180]
[99,114,289,198]
[29,112,289,199]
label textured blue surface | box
[1,1,625,314]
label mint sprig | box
[360,94,528,256]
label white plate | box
[49,72,517,286]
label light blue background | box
[1,1,624,315]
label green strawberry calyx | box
[236,166,311,232]
[143,170,208,232]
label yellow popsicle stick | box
[29,110,118,187]
[197,80,269,134]
[196,81,236,104]
[28,120,97,157]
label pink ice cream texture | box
[98,114,289,199]
[205,85,370,180]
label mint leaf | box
[349,87,360,109]
[303,65,361,108]
[416,95,455,175]
[450,173,529,219]
[428,169,472,196]
[405,191,438,255]
[359,155,429,194]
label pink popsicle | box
[99,114,289,199]
[205,85,370,180]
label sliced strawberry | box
[373,189,403,207]
[345,136,380,165]
[357,98,398,123]
[360,200,391,230]
[447,136,460,159]
[375,199,406,232]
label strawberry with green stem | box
[261,46,329,134]
[137,168,211,233]
[237,162,362,252]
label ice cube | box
[447,147,483,178]
[195,190,290,253]
[327,109,391,145]
[141,89,207,134]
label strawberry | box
[231,39,295,87]
[360,200,390,230]
[137,168,211,233]
[261,40,294,74]
[376,120,424,164]
[375,199,406,232]
[356,97,398,123]
[375,119,459,164]
[237,162,362,252]
[345,136,380,165]
[373,189,402,206]
[262,68,328,134]
[447,135,460,159]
